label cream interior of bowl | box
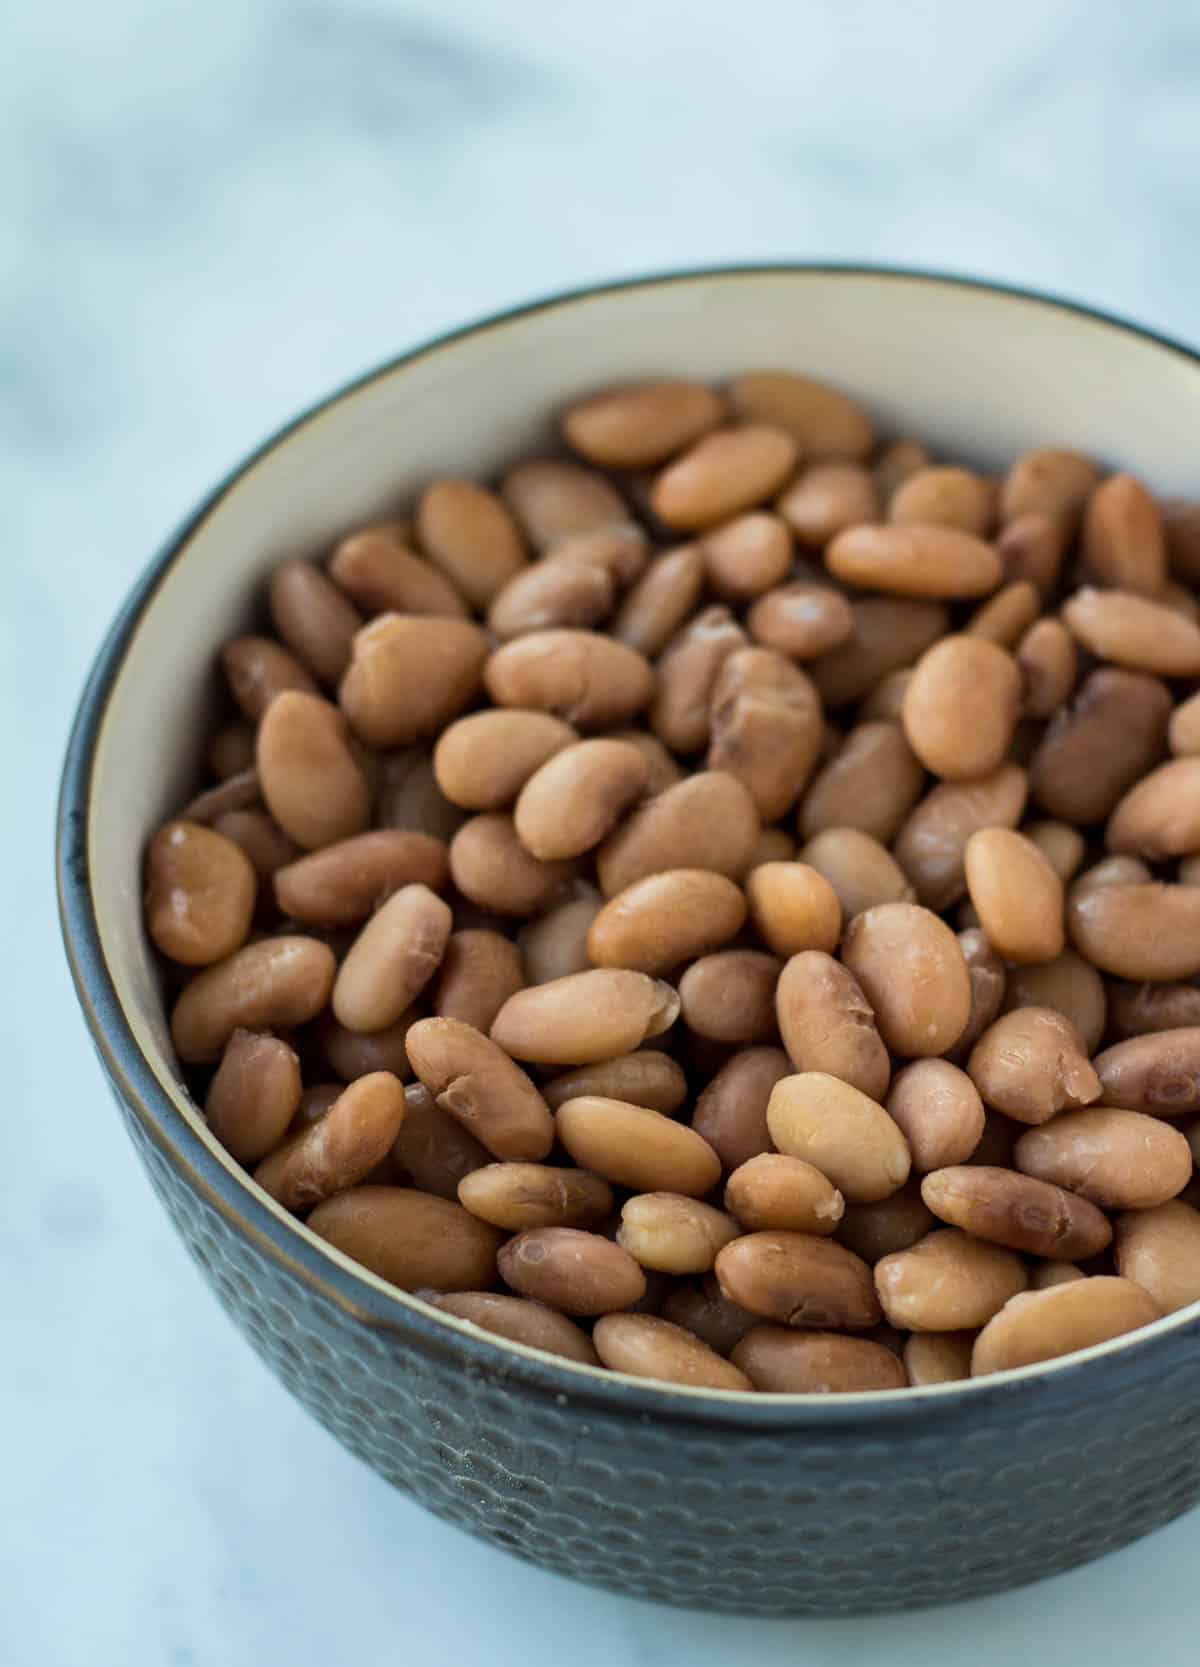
[88,268,1200,1391]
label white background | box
[5,2,1200,1661]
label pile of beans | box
[144,369,1200,1394]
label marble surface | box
[6,1,1200,1660]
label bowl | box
[58,265,1200,1616]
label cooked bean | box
[392,1082,490,1198]
[1068,879,1200,981]
[745,862,841,957]
[949,929,1008,1064]
[1000,448,1099,531]
[733,1326,906,1392]
[1093,1028,1200,1116]
[431,930,525,1035]
[517,891,602,984]
[1030,668,1170,826]
[612,546,707,661]
[205,1029,302,1164]
[876,1228,1027,1331]
[332,885,451,1033]
[458,1163,612,1231]
[963,828,1064,965]
[180,768,262,827]
[207,720,255,782]
[405,1015,554,1161]
[221,635,318,720]
[678,950,782,1043]
[971,1278,1160,1376]
[617,1193,740,1274]
[1075,854,1153,891]
[1107,758,1200,860]
[435,1291,599,1365]
[1063,587,1200,677]
[777,463,878,546]
[903,1331,974,1386]
[254,1072,407,1211]
[310,1186,503,1292]
[592,1313,751,1390]
[449,814,575,917]
[329,526,468,619]
[1114,1200,1200,1313]
[501,459,627,551]
[728,371,874,461]
[827,525,1002,599]
[902,636,1021,781]
[274,830,448,927]
[596,771,759,897]
[800,830,914,923]
[543,1051,687,1115]
[605,730,683,796]
[775,951,890,1100]
[661,1274,759,1355]
[485,628,654,730]
[491,970,679,1064]
[171,936,335,1064]
[212,809,298,886]
[715,1230,880,1329]
[515,739,649,861]
[499,1226,646,1315]
[836,1182,936,1264]
[321,1010,417,1084]
[746,580,855,661]
[706,649,822,821]
[416,479,527,607]
[588,870,746,975]
[487,558,614,639]
[885,1060,985,1174]
[556,1097,720,1196]
[894,765,1027,911]
[293,1083,343,1130]
[749,828,798,867]
[1023,821,1086,884]
[255,691,370,851]
[921,1165,1111,1260]
[841,903,970,1058]
[1108,983,1200,1042]
[1003,950,1107,1054]
[691,1046,791,1174]
[889,466,994,535]
[995,512,1066,596]
[434,711,577,814]
[700,512,792,601]
[811,597,950,707]
[1016,1108,1192,1209]
[1017,618,1078,720]
[377,749,465,842]
[1082,472,1166,594]
[875,437,930,500]
[340,614,488,749]
[767,1072,910,1203]
[649,426,797,531]
[649,605,746,754]
[967,1007,1099,1125]
[725,1153,844,1235]
[268,560,363,686]
[1169,690,1200,758]
[800,723,925,846]
[964,582,1041,653]
[145,820,257,967]
[1162,498,1200,583]
[562,380,725,467]
[1030,1261,1086,1289]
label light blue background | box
[6,3,1200,1661]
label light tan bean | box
[889,466,993,535]
[617,1193,740,1274]
[1024,821,1086,884]
[416,479,527,607]
[767,1072,910,1203]
[255,691,370,851]
[875,438,930,500]
[221,635,318,720]
[207,720,255,782]
[332,885,451,1033]
[273,830,448,927]
[725,1153,844,1235]
[392,1082,490,1198]
[1063,587,1200,677]
[593,1313,752,1390]
[1107,983,1200,1042]
[811,597,949,707]
[499,1226,646,1315]
[145,821,257,966]
[205,1029,302,1164]
[715,1231,880,1329]
[269,560,363,686]
[701,512,793,600]
[652,426,799,530]
[661,1274,759,1355]
[746,863,842,957]
[649,605,746,754]
[876,1228,1027,1330]
[1016,618,1077,720]
[449,814,575,917]
[562,380,725,467]
[329,526,468,619]
[458,1163,613,1231]
[588,870,747,975]
[826,525,1003,599]
[776,463,878,546]
[1093,1028,1200,1116]
[995,512,1066,595]
[1015,1108,1192,1210]
[746,581,855,661]
[487,558,614,638]
[964,828,1064,964]
[1030,669,1170,825]
[902,636,1021,780]
[971,1277,1160,1376]
[485,628,655,730]
[678,950,782,1043]
[1003,950,1107,1055]
[556,1097,720,1196]
[612,546,707,658]
[707,649,823,821]
[340,614,489,749]
[1082,472,1166,594]
[596,771,760,896]
[501,459,627,551]
[254,1073,408,1211]
[310,1186,503,1292]
[799,723,925,846]
[171,936,336,1063]
[1000,448,1099,530]
[775,951,890,1100]
[1068,880,1200,980]
[491,970,679,1065]
[733,1327,906,1392]
[965,579,1041,649]
[1114,1201,1200,1313]
[885,1060,985,1173]
[921,1165,1112,1260]
[841,903,971,1058]
[435,1291,599,1365]
[903,1331,974,1386]
[894,764,1028,910]
[515,739,649,861]
[967,1007,1099,1125]
[321,1011,417,1084]
[800,829,914,921]
[1169,691,1200,757]
[728,371,874,461]
[543,1051,687,1115]
[836,1183,936,1264]
[433,711,577,813]
[405,1015,554,1161]
[1107,758,1200,860]
[691,1046,791,1173]
[377,749,465,842]
[517,891,602,984]
[431,930,525,1035]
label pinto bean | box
[593,1314,753,1390]
[515,739,649,860]
[556,1097,721,1196]
[491,970,680,1065]
[432,930,526,1035]
[966,1007,1100,1125]
[701,512,793,601]
[921,1165,1112,1260]
[1003,951,1107,1055]
[1092,1028,1200,1117]
[254,1073,408,1212]
[612,546,706,658]
[329,526,469,618]
[875,1229,1028,1331]
[1082,472,1167,594]
[405,1016,554,1161]
[499,1227,647,1315]
[776,463,878,547]
[707,649,823,821]
[1068,880,1200,981]
[767,1072,910,1203]
[1015,1109,1192,1209]
[799,829,914,920]
[434,1292,599,1365]
[340,614,489,749]
[775,951,890,1100]
[485,628,655,730]
[171,936,335,1064]
[715,1231,881,1329]
[256,691,370,850]
[841,903,971,1058]
[416,479,527,607]
[836,1182,936,1265]
[799,722,925,845]
[205,1029,302,1164]
[971,1278,1160,1376]
[810,597,950,708]
[691,1046,792,1174]
[562,380,726,467]
[517,891,603,984]
[543,1051,687,1116]
[269,559,363,687]
[1114,1201,1200,1313]
[1062,587,1200,677]
[746,581,855,661]
[274,830,449,927]
[890,466,994,535]
[458,1163,613,1232]
[310,1186,503,1292]
[596,771,760,897]
[894,764,1028,910]
[616,1193,740,1274]
[449,814,575,917]
[733,1326,906,1392]
[652,426,800,530]
[501,459,627,551]
[1000,448,1099,531]
[885,1060,985,1173]
[678,950,782,1043]
[725,1154,844,1236]
[826,525,1003,599]
[145,821,257,967]
[902,636,1021,781]
[963,828,1064,965]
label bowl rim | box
[56,259,1200,1423]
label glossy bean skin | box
[767,1072,910,1204]
[340,615,489,749]
[1003,951,1107,1055]
[562,380,724,467]
[596,771,760,897]
[725,1153,845,1235]
[491,970,680,1065]
[890,466,993,535]
[485,629,655,730]
[963,828,1064,965]
[612,546,707,658]
[171,936,336,1064]
[332,885,452,1033]
[269,559,363,686]
[1068,880,1200,981]
[515,739,649,860]
[592,1314,753,1390]
[971,1278,1160,1376]
[1030,669,1170,826]
[1114,1201,1200,1313]
[691,1046,792,1174]
[501,459,627,552]
[875,1229,1028,1331]
[652,426,800,530]
[431,930,525,1035]
[1107,983,1200,1042]
[707,649,823,822]
[733,1327,906,1392]
[405,1016,554,1161]
[205,1029,302,1164]
[145,821,257,966]
[650,605,747,754]
[903,1331,975,1386]
[273,830,448,927]
[449,815,576,917]
[1082,472,1167,594]
[498,1227,646,1316]
[616,1193,740,1274]
[777,463,878,547]
[965,580,1040,647]
[434,1292,599,1365]
[1092,1028,1200,1116]
[556,1097,721,1196]
[715,1231,881,1330]
[391,1082,490,1199]
[1017,618,1077,719]
[543,1051,687,1115]
[486,554,614,639]
[221,635,318,720]
[254,1073,408,1212]
[677,949,782,1044]
[256,691,371,850]
[415,480,527,608]
[329,526,469,619]
[966,1007,1100,1125]
[885,1060,985,1173]
[310,1187,504,1293]
[1106,758,1200,860]
[457,1163,613,1232]
[746,863,842,958]
[1015,1109,1192,1210]
[841,903,971,1059]
[728,370,874,461]
[921,1165,1112,1260]
[702,512,793,601]
[902,636,1021,781]
[826,525,1003,599]
[799,828,914,919]
[799,722,925,846]
[894,764,1028,910]
[746,581,855,661]
[1062,587,1200,677]
[775,951,890,1100]
[320,1011,417,1084]
[433,711,578,811]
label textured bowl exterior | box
[59,267,1200,1615]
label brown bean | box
[733,1327,906,1393]
[416,479,527,607]
[799,723,925,846]
[1030,669,1170,826]
[588,870,747,975]
[562,380,725,468]
[876,1228,1027,1330]
[434,1291,599,1365]
[145,820,257,967]
[253,691,370,851]
[746,581,855,661]
[612,546,707,658]
[776,463,878,546]
[701,512,793,600]
[543,1051,687,1115]
[725,1153,844,1235]
[485,629,655,730]
[921,1165,1111,1260]
[836,1182,936,1264]
[391,1082,490,1198]
[745,863,841,957]
[320,1007,416,1081]
[841,903,970,1059]
[377,749,465,842]
[661,1274,760,1355]
[875,438,930,500]
[728,371,874,461]
[995,512,1066,596]
[810,597,950,707]
[652,426,799,530]
[171,936,335,1063]
[1016,618,1078,720]
[799,830,914,922]
[1024,821,1086,884]
[273,830,449,928]
[487,559,614,638]
[207,720,255,782]
[431,930,525,1035]
[205,1029,302,1164]
[556,1097,720,1196]
[596,771,760,897]
[1000,448,1099,531]
[517,891,603,984]
[449,814,574,917]
[826,525,1003,599]
[1114,1200,1200,1314]
[292,1083,344,1131]
[268,560,363,686]
[212,809,298,886]
[254,1073,407,1211]
[330,885,450,1034]
[902,636,1021,780]
[499,1226,646,1315]
[1169,691,1200,757]
[967,1007,1100,1125]
[1062,587,1200,677]
[692,1046,791,1173]
[515,740,649,862]
[221,635,318,720]
[616,1193,740,1274]
[715,1231,880,1329]
[181,769,268,828]
[971,1277,1160,1376]
[950,929,1008,1062]
[1107,758,1200,860]
[329,527,468,619]
[405,1015,554,1161]
[1107,982,1200,1042]
[1093,1028,1200,1116]
[1004,951,1107,1055]
[458,1163,612,1232]
[894,764,1028,910]
[491,970,679,1065]
[904,1331,975,1385]
[310,1186,503,1292]
[884,1060,985,1174]
[340,614,488,749]
[707,648,823,821]
[501,459,627,551]
[963,828,1064,965]
[1162,498,1200,583]
[775,951,890,1100]
[889,466,993,536]
[649,605,746,754]
[1068,880,1200,980]
[749,830,798,868]
[593,1313,752,1390]
[1016,1109,1192,1210]
[965,580,1041,650]
[678,950,782,1044]
[433,711,577,813]
[767,1072,910,1203]
[1082,472,1166,594]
